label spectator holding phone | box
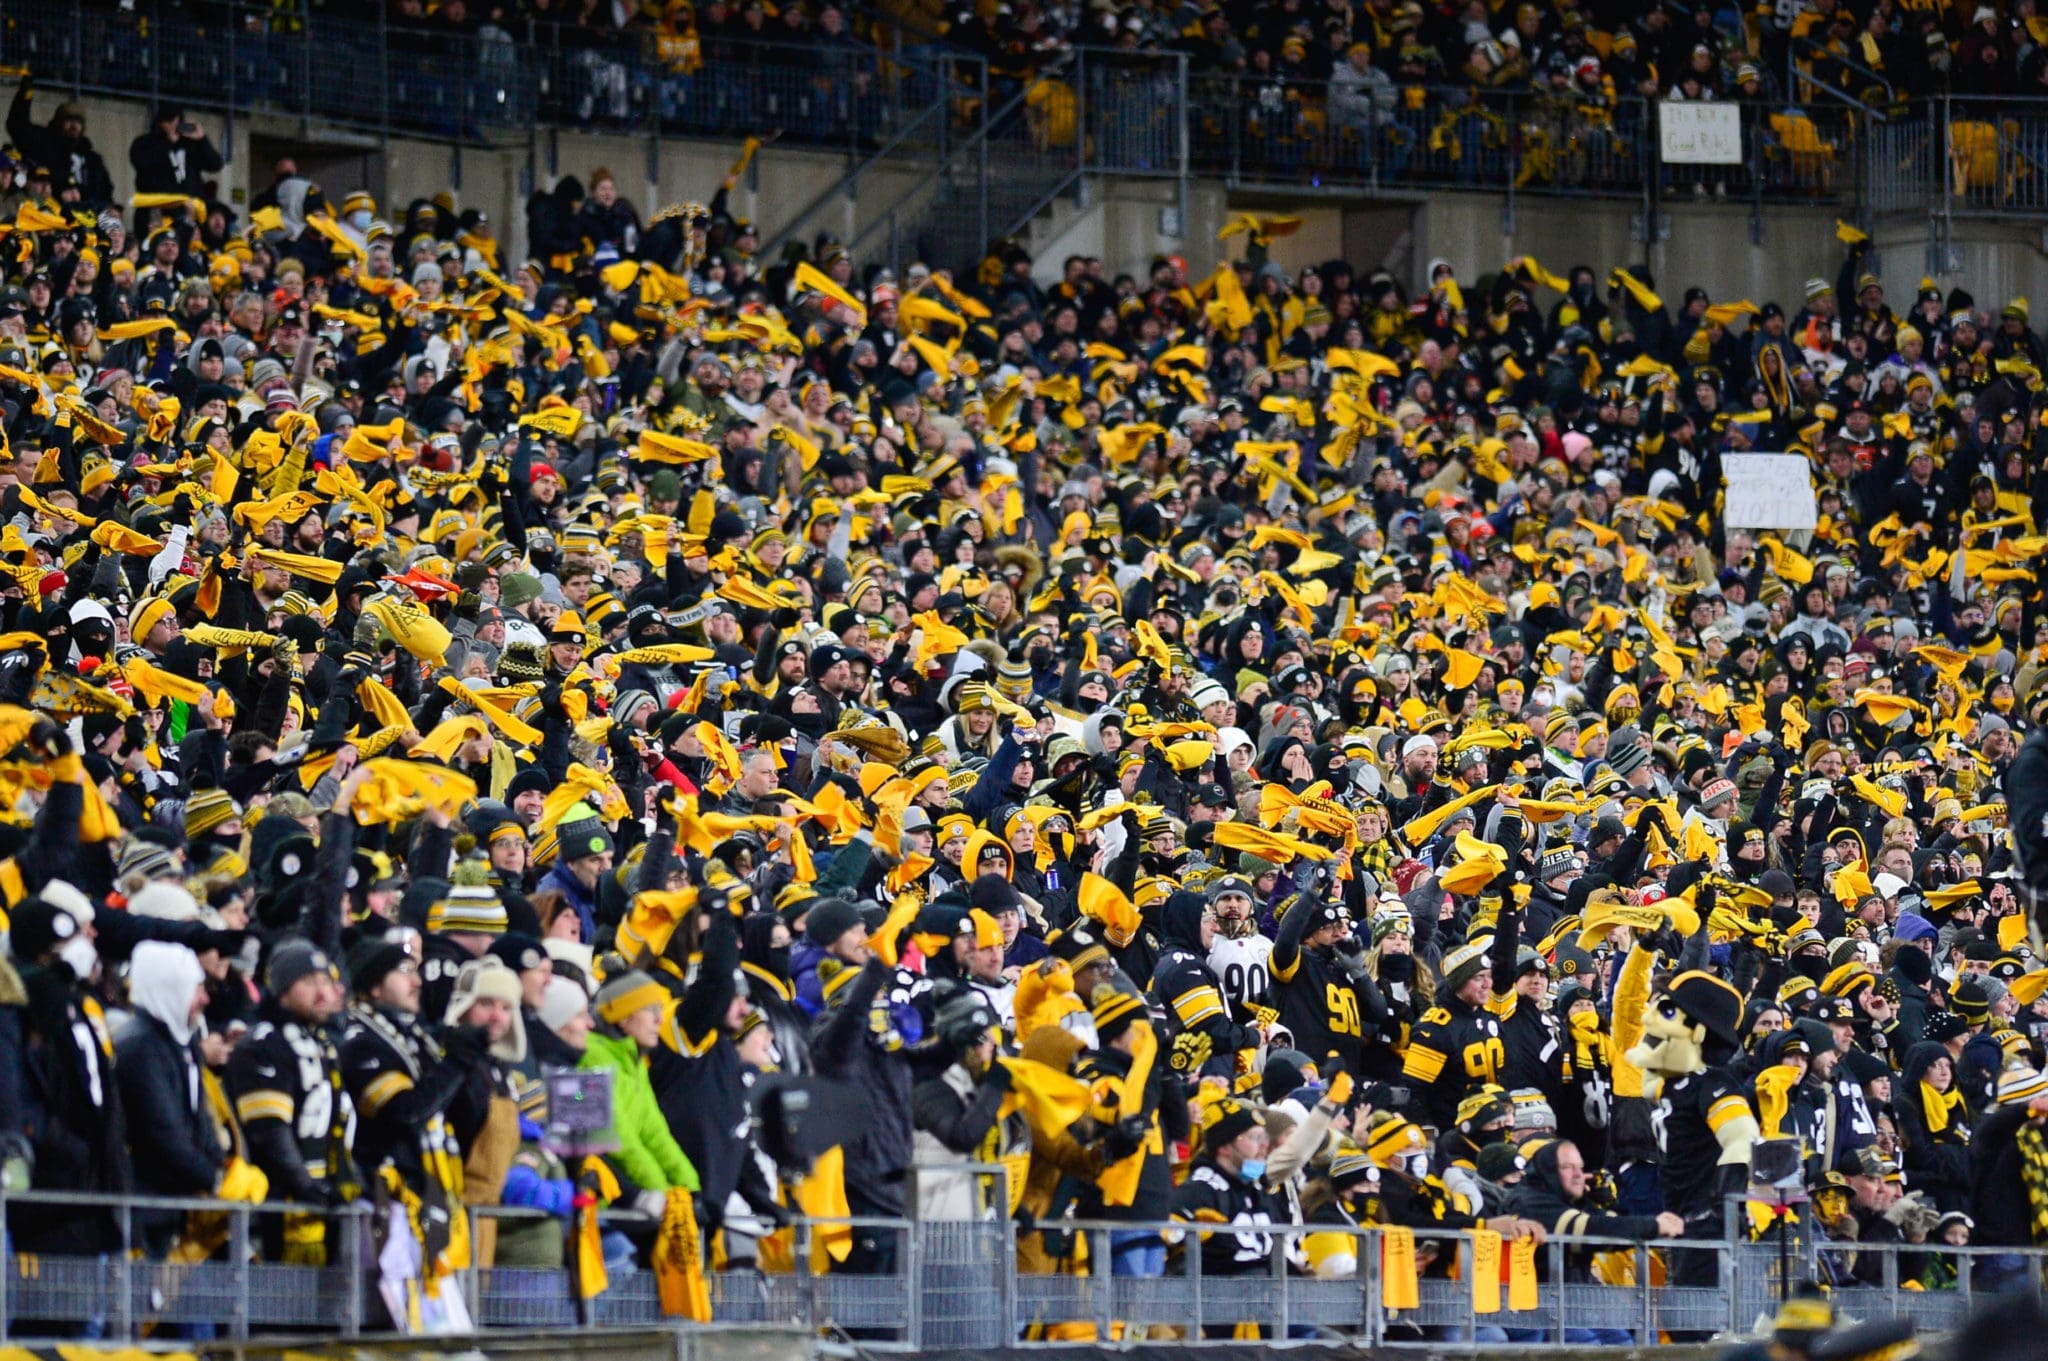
[129,104,222,204]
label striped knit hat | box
[1998,1067,2048,1106]
[1090,983,1146,1042]
[183,788,240,838]
[594,969,667,1026]
[426,862,507,936]
[1441,939,1491,993]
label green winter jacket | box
[578,1029,700,1193]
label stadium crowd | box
[9,57,2048,1344]
[296,0,2048,104]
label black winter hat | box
[1261,1049,1313,1104]
[1923,1010,1969,1043]
[266,938,336,995]
[7,896,79,962]
[346,938,412,996]
[969,873,1022,914]
[804,897,863,947]
[488,932,549,976]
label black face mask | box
[766,945,792,981]
[787,710,827,738]
[1792,953,1829,983]
[1379,952,1415,983]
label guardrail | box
[0,0,978,152]
[8,0,2048,279]
[3,1181,2036,1346]
[1178,83,1869,209]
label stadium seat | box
[1767,111,1835,189]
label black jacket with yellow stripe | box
[338,1002,469,1196]
[225,997,357,1205]
[1170,1158,1276,1276]
[1658,1065,1755,1222]
[1270,883,1384,1079]
[1072,1043,1185,1222]
[1151,939,1258,1060]
[1402,995,1506,1128]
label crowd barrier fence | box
[2,1182,2037,1346]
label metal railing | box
[840,45,1191,278]
[1850,94,2048,273]
[0,0,976,152]
[6,0,2048,280]
[2,1188,375,1340]
[4,1182,2036,1346]
[1787,35,1901,117]
[1183,83,1866,207]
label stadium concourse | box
[9,16,2048,1349]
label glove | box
[313,1179,351,1209]
[1168,1030,1214,1073]
[1884,1191,1941,1238]
[1333,936,1370,978]
[1324,1071,1355,1109]
[635,1190,670,1219]
[0,1132,33,1193]
[1105,1116,1149,1161]
[438,1025,490,1063]
[27,716,69,759]
[0,654,45,710]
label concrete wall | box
[49,85,2048,306]
[1041,175,2048,314]
[51,90,916,264]
[199,1326,815,1361]
[1028,178,1229,280]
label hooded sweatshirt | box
[1151,889,1259,1062]
[1506,1141,1666,1279]
[114,941,220,1245]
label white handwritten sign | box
[1723,453,1817,530]
[1660,102,1742,165]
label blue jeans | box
[1569,1327,1636,1345]
[1976,1252,2036,1293]
[1109,1232,1165,1278]
[1430,1323,1511,1342]
[1613,1163,1663,1217]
